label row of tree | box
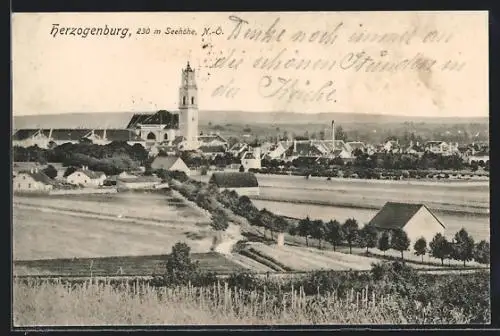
[289,216,489,266]
[161,170,489,268]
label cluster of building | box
[12,62,489,170]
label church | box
[127,62,200,150]
[12,63,229,152]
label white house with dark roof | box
[13,168,54,192]
[367,202,445,245]
[209,172,259,196]
[150,155,191,175]
[241,146,262,171]
[66,166,106,187]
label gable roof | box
[198,145,227,153]
[50,129,93,141]
[104,129,143,142]
[198,134,228,144]
[209,172,259,188]
[17,170,54,185]
[73,169,106,179]
[368,202,445,230]
[12,129,41,141]
[285,142,324,157]
[127,110,179,129]
[152,155,183,170]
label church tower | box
[178,62,199,148]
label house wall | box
[403,207,445,245]
[13,174,52,192]
[242,158,261,171]
[67,172,105,187]
[221,187,260,196]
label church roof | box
[126,110,179,129]
[104,129,143,142]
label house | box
[241,146,261,171]
[467,150,489,165]
[116,175,162,190]
[424,141,459,155]
[66,166,106,187]
[209,172,260,196]
[150,155,191,175]
[13,168,54,193]
[263,142,288,160]
[367,202,445,245]
[346,141,366,154]
[406,141,425,156]
[229,143,249,158]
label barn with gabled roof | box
[209,172,259,196]
[368,202,445,245]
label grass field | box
[13,279,472,326]
[13,208,216,260]
[247,243,380,272]
[13,252,247,277]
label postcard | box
[12,11,490,327]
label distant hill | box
[12,111,488,130]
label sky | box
[12,11,488,117]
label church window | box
[164,133,169,140]
[191,97,195,105]
[147,132,156,140]
[183,96,186,105]
[28,183,31,189]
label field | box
[14,252,247,277]
[196,173,490,241]
[252,200,490,242]
[13,279,473,326]
[247,243,378,272]
[13,192,216,261]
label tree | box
[297,217,312,247]
[164,242,200,286]
[342,218,359,254]
[429,233,451,266]
[452,228,475,267]
[473,240,490,265]
[274,216,289,234]
[211,210,229,232]
[43,165,58,179]
[378,231,390,255]
[310,219,326,248]
[325,220,344,251]
[359,225,378,254]
[413,237,427,262]
[391,229,411,260]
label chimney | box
[331,120,335,145]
